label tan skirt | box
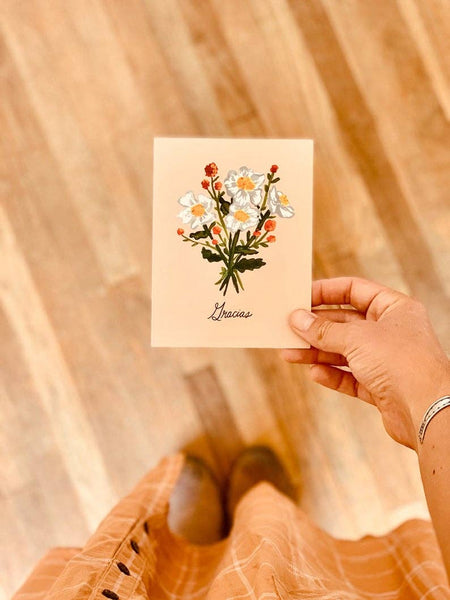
[13,454,450,600]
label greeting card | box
[151,138,313,348]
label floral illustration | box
[176,162,295,296]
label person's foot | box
[168,456,225,544]
[226,446,298,518]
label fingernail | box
[290,309,317,331]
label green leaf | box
[201,247,222,262]
[271,177,280,184]
[235,258,266,273]
[190,230,209,240]
[219,197,230,215]
[235,245,258,255]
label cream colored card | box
[151,137,312,348]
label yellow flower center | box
[236,176,255,191]
[279,194,290,206]
[234,209,250,223]
[191,203,205,217]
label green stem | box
[214,245,228,266]
[235,270,244,290]
[260,172,274,212]
[229,231,240,265]
[208,177,229,235]
[252,230,269,247]
[257,210,270,231]
[219,231,240,296]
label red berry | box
[212,239,218,245]
[253,230,261,237]
[177,228,184,235]
[212,225,222,234]
[264,220,276,232]
[267,235,276,243]
[270,165,278,173]
[214,181,222,191]
[201,179,209,189]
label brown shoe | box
[168,456,225,544]
[226,446,298,519]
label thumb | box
[289,309,350,355]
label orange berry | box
[264,220,276,232]
[201,179,209,189]
[253,230,261,237]
[212,239,218,245]
[214,181,222,191]
[212,225,222,234]
[177,228,184,235]
[267,235,276,243]
[204,163,218,177]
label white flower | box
[268,187,295,218]
[224,203,259,233]
[178,191,215,229]
[224,166,265,207]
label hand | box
[281,277,450,450]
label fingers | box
[309,364,375,405]
[280,347,347,366]
[312,277,400,315]
[313,308,365,323]
[289,309,350,355]
[281,310,363,363]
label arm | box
[281,277,450,578]
[416,393,450,577]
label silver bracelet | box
[418,395,450,444]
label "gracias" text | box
[208,302,253,321]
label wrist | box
[408,362,450,451]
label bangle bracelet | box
[418,395,450,444]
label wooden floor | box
[1,0,449,596]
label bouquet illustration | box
[176,162,295,296]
